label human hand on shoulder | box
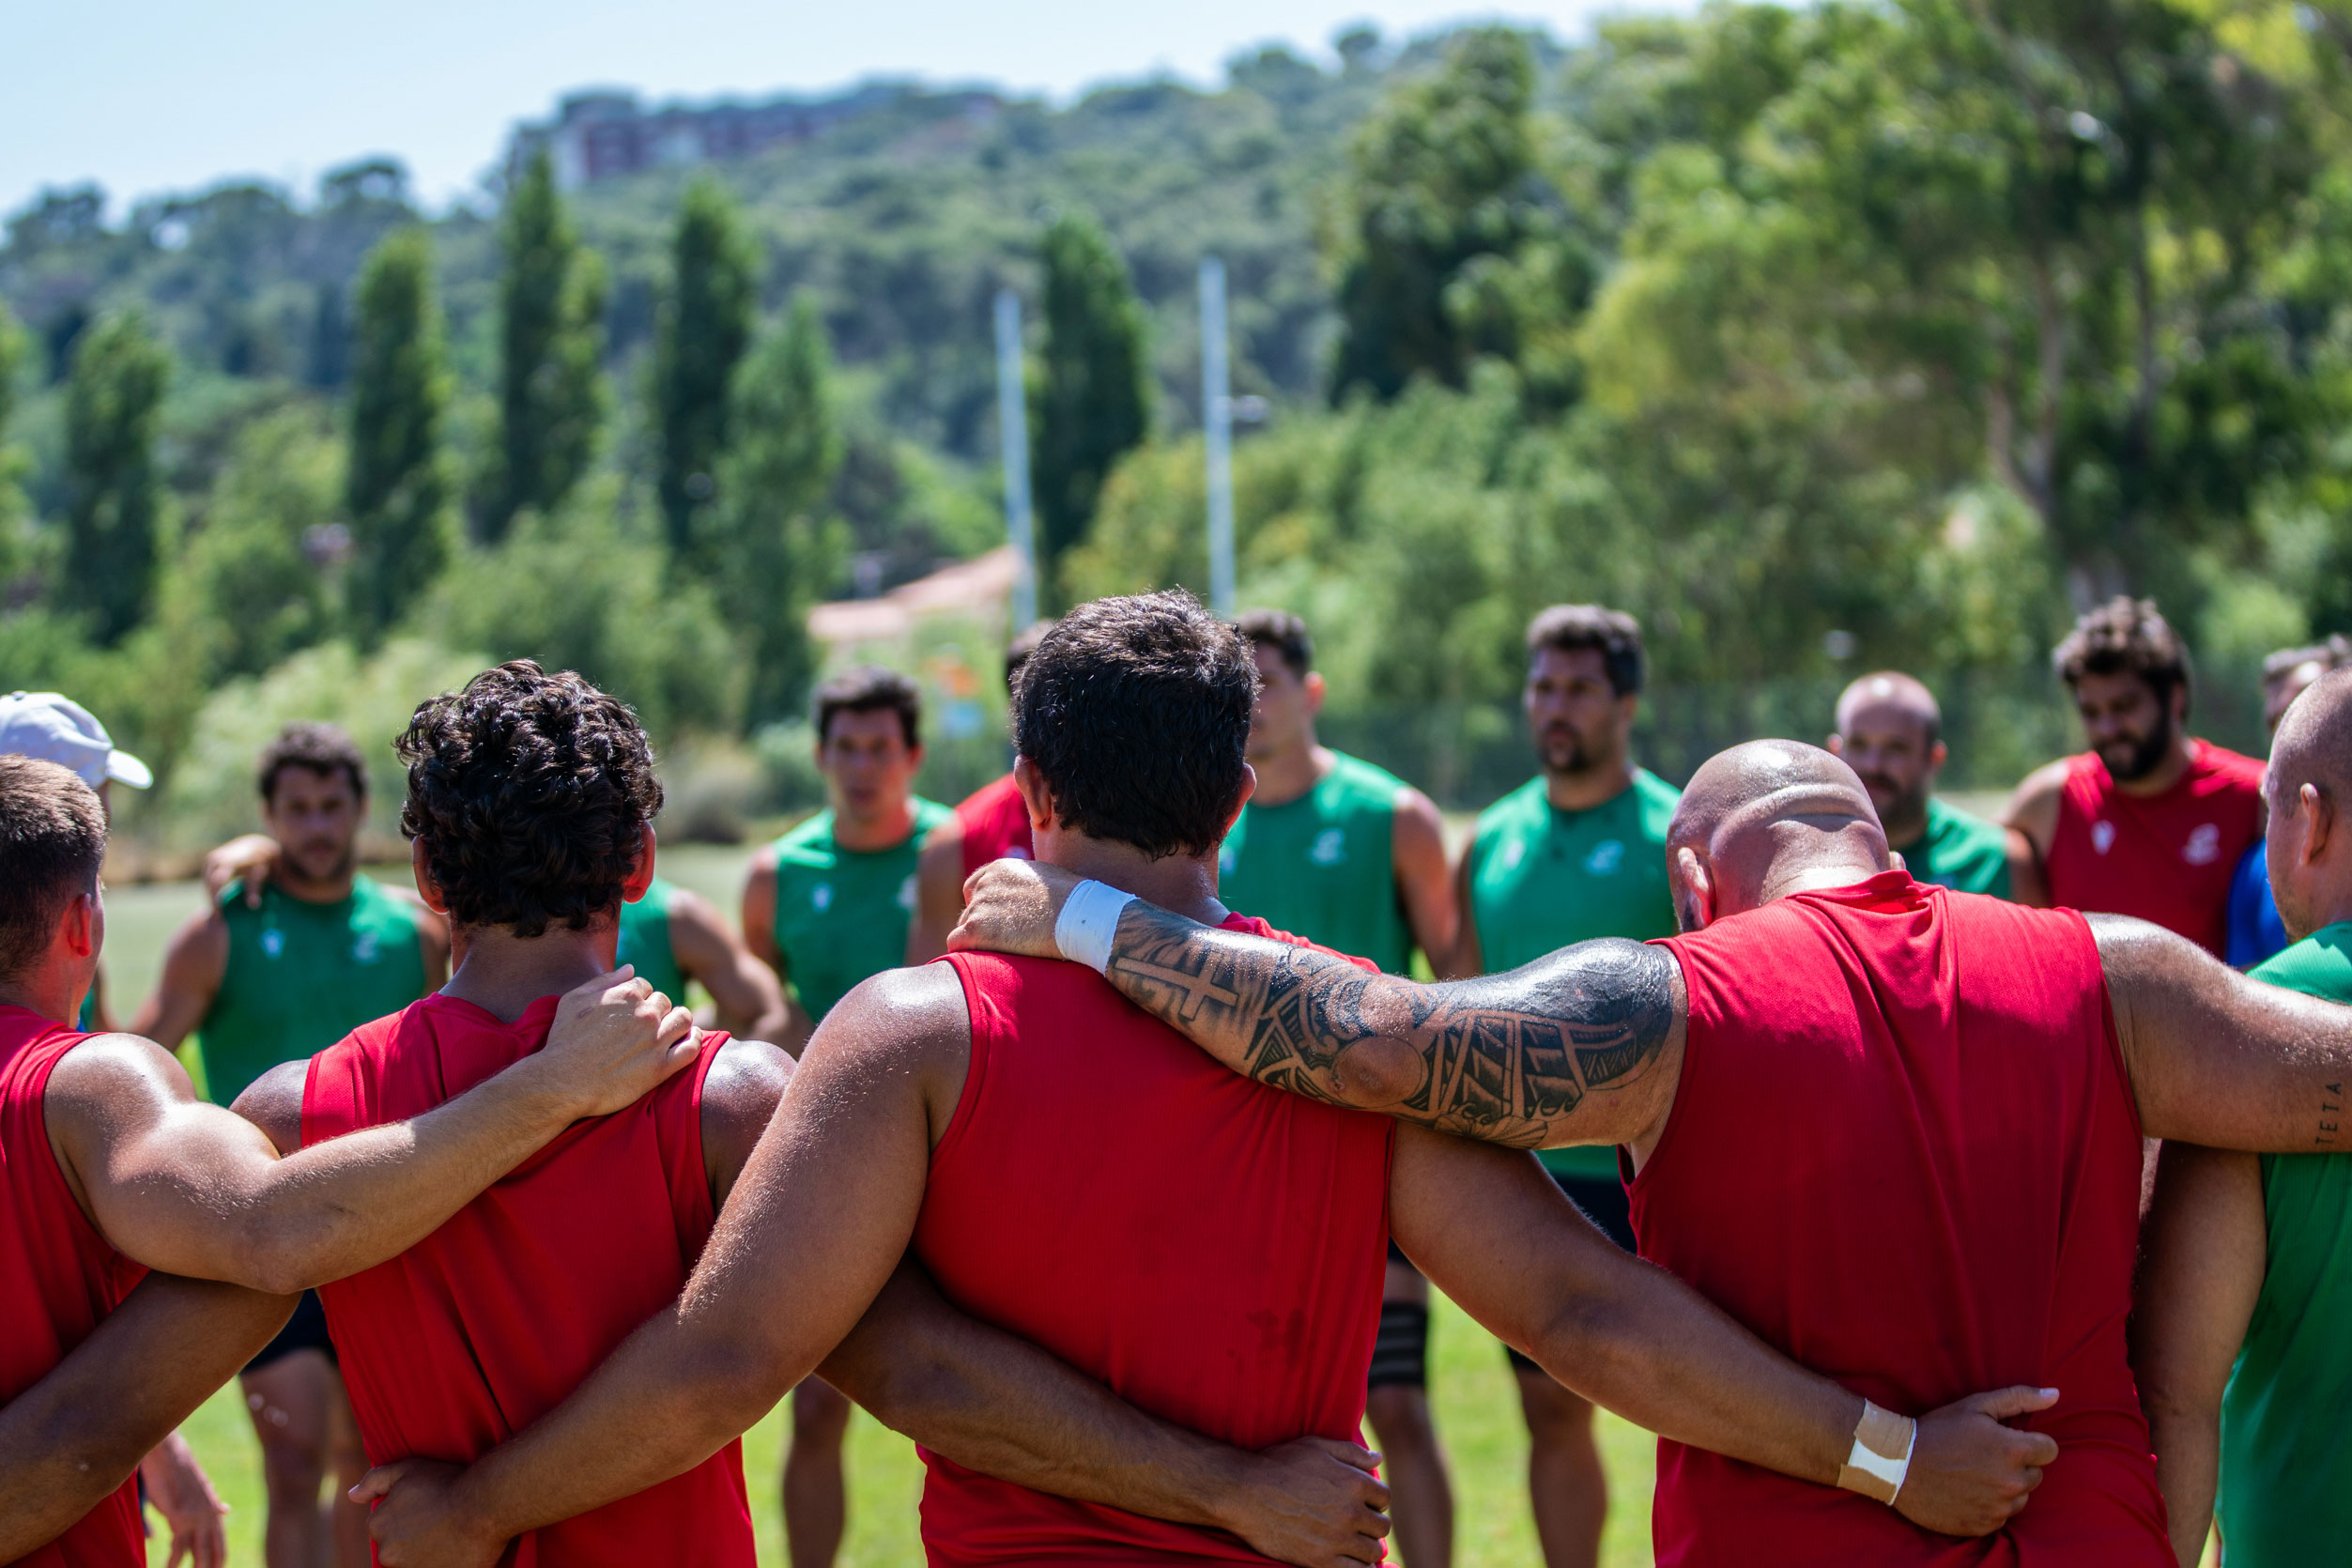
[523,968,698,1120]
[946,859,1085,960]
[351,1459,507,1568]
[1216,1437,1391,1567]
[203,835,281,908]
[1895,1386,2060,1536]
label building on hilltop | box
[506,84,1003,189]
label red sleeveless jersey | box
[0,1007,146,1568]
[301,995,754,1568]
[916,916,1392,1564]
[954,773,1035,880]
[1641,873,2165,1565]
[2045,738,2264,956]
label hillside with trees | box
[5,4,2351,852]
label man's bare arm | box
[2001,763,2066,909]
[0,1273,294,1560]
[950,861,1683,1150]
[49,973,695,1293]
[666,887,789,1043]
[2130,1142,2266,1567]
[1390,788,1457,972]
[1393,1128,2058,1538]
[126,909,226,1051]
[2098,915,2352,1148]
[908,818,970,963]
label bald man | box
[952,738,2352,1563]
[2135,665,2352,1565]
[1826,672,2012,898]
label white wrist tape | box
[1835,1400,1916,1506]
[1053,880,1136,975]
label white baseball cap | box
[0,691,153,791]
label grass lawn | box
[107,846,1658,1566]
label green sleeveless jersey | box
[1467,769,1682,1178]
[1905,798,2012,899]
[767,800,949,1024]
[2221,924,2352,1564]
[1219,751,1415,974]
[615,875,686,1003]
[197,875,429,1107]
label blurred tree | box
[1030,209,1150,600]
[175,407,339,679]
[654,177,759,568]
[1327,27,1554,402]
[346,226,453,644]
[484,153,607,541]
[60,313,169,644]
[0,301,27,584]
[715,298,846,728]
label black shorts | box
[244,1289,335,1374]
[1367,1240,1429,1391]
[1505,1168,1637,1376]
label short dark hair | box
[1014,591,1257,859]
[1004,621,1055,697]
[2264,637,2351,686]
[397,661,662,937]
[1527,605,1645,697]
[1237,607,1314,680]
[0,757,107,983]
[256,721,368,803]
[815,666,922,749]
[2055,597,2191,709]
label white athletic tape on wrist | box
[1054,881,1136,975]
[1835,1400,1916,1506]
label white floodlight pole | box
[994,288,1038,629]
[1200,256,1237,618]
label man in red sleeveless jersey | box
[950,735,2352,1564]
[227,660,1406,1568]
[909,619,1054,962]
[0,751,697,1567]
[2006,597,2267,955]
[358,596,2052,1568]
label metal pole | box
[1200,256,1236,618]
[993,288,1038,629]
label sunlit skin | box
[1243,646,1326,797]
[1525,646,1638,812]
[819,709,925,852]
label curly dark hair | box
[1014,591,1257,859]
[2054,597,2191,711]
[257,720,368,803]
[397,661,663,936]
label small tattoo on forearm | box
[2321,1082,2343,1147]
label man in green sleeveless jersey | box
[1453,605,1677,1568]
[135,722,448,1568]
[1221,608,1459,1568]
[615,868,788,1043]
[740,665,947,1568]
[2136,667,2352,1566]
[1825,672,2011,898]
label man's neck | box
[0,971,78,1025]
[832,797,916,853]
[1246,739,1331,808]
[1756,853,1889,907]
[1545,759,1637,813]
[1040,837,1227,926]
[2112,736,2197,799]
[440,924,619,1024]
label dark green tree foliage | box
[715,298,845,727]
[60,314,169,643]
[655,177,759,567]
[346,227,452,642]
[1030,211,1150,592]
[1329,28,1549,402]
[0,301,26,583]
[486,154,607,540]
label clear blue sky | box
[8,0,1648,221]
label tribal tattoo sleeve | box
[1099,905,1683,1148]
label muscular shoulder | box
[43,1033,197,1149]
[229,1059,309,1157]
[700,1037,792,1203]
[802,964,971,1135]
[2005,758,2076,837]
[160,906,231,980]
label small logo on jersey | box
[260,928,284,959]
[351,930,379,964]
[1584,839,1625,876]
[811,884,834,913]
[897,874,918,912]
[2184,823,2222,866]
[1497,838,1527,873]
[2092,821,2117,855]
[1310,828,1347,867]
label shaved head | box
[1835,671,1940,741]
[1666,741,1892,930]
[2271,668,2352,818]
[1829,671,1947,846]
[2265,668,2352,942]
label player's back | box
[301,995,754,1568]
[919,916,1392,1564]
[0,1007,146,1568]
[1644,872,2164,1565]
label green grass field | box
[103,847,1658,1566]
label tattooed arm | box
[950,860,1687,1151]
